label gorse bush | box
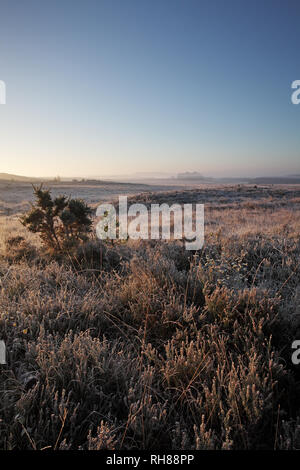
[20,185,93,252]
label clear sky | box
[0,0,299,178]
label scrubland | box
[0,184,300,450]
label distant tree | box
[21,185,93,252]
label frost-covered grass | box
[0,185,300,450]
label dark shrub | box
[20,185,93,253]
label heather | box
[0,185,300,450]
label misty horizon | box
[1,1,300,178]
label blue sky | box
[0,0,299,177]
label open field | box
[0,184,300,450]
[0,179,203,217]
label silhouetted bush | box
[20,185,93,253]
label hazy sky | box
[0,0,299,178]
